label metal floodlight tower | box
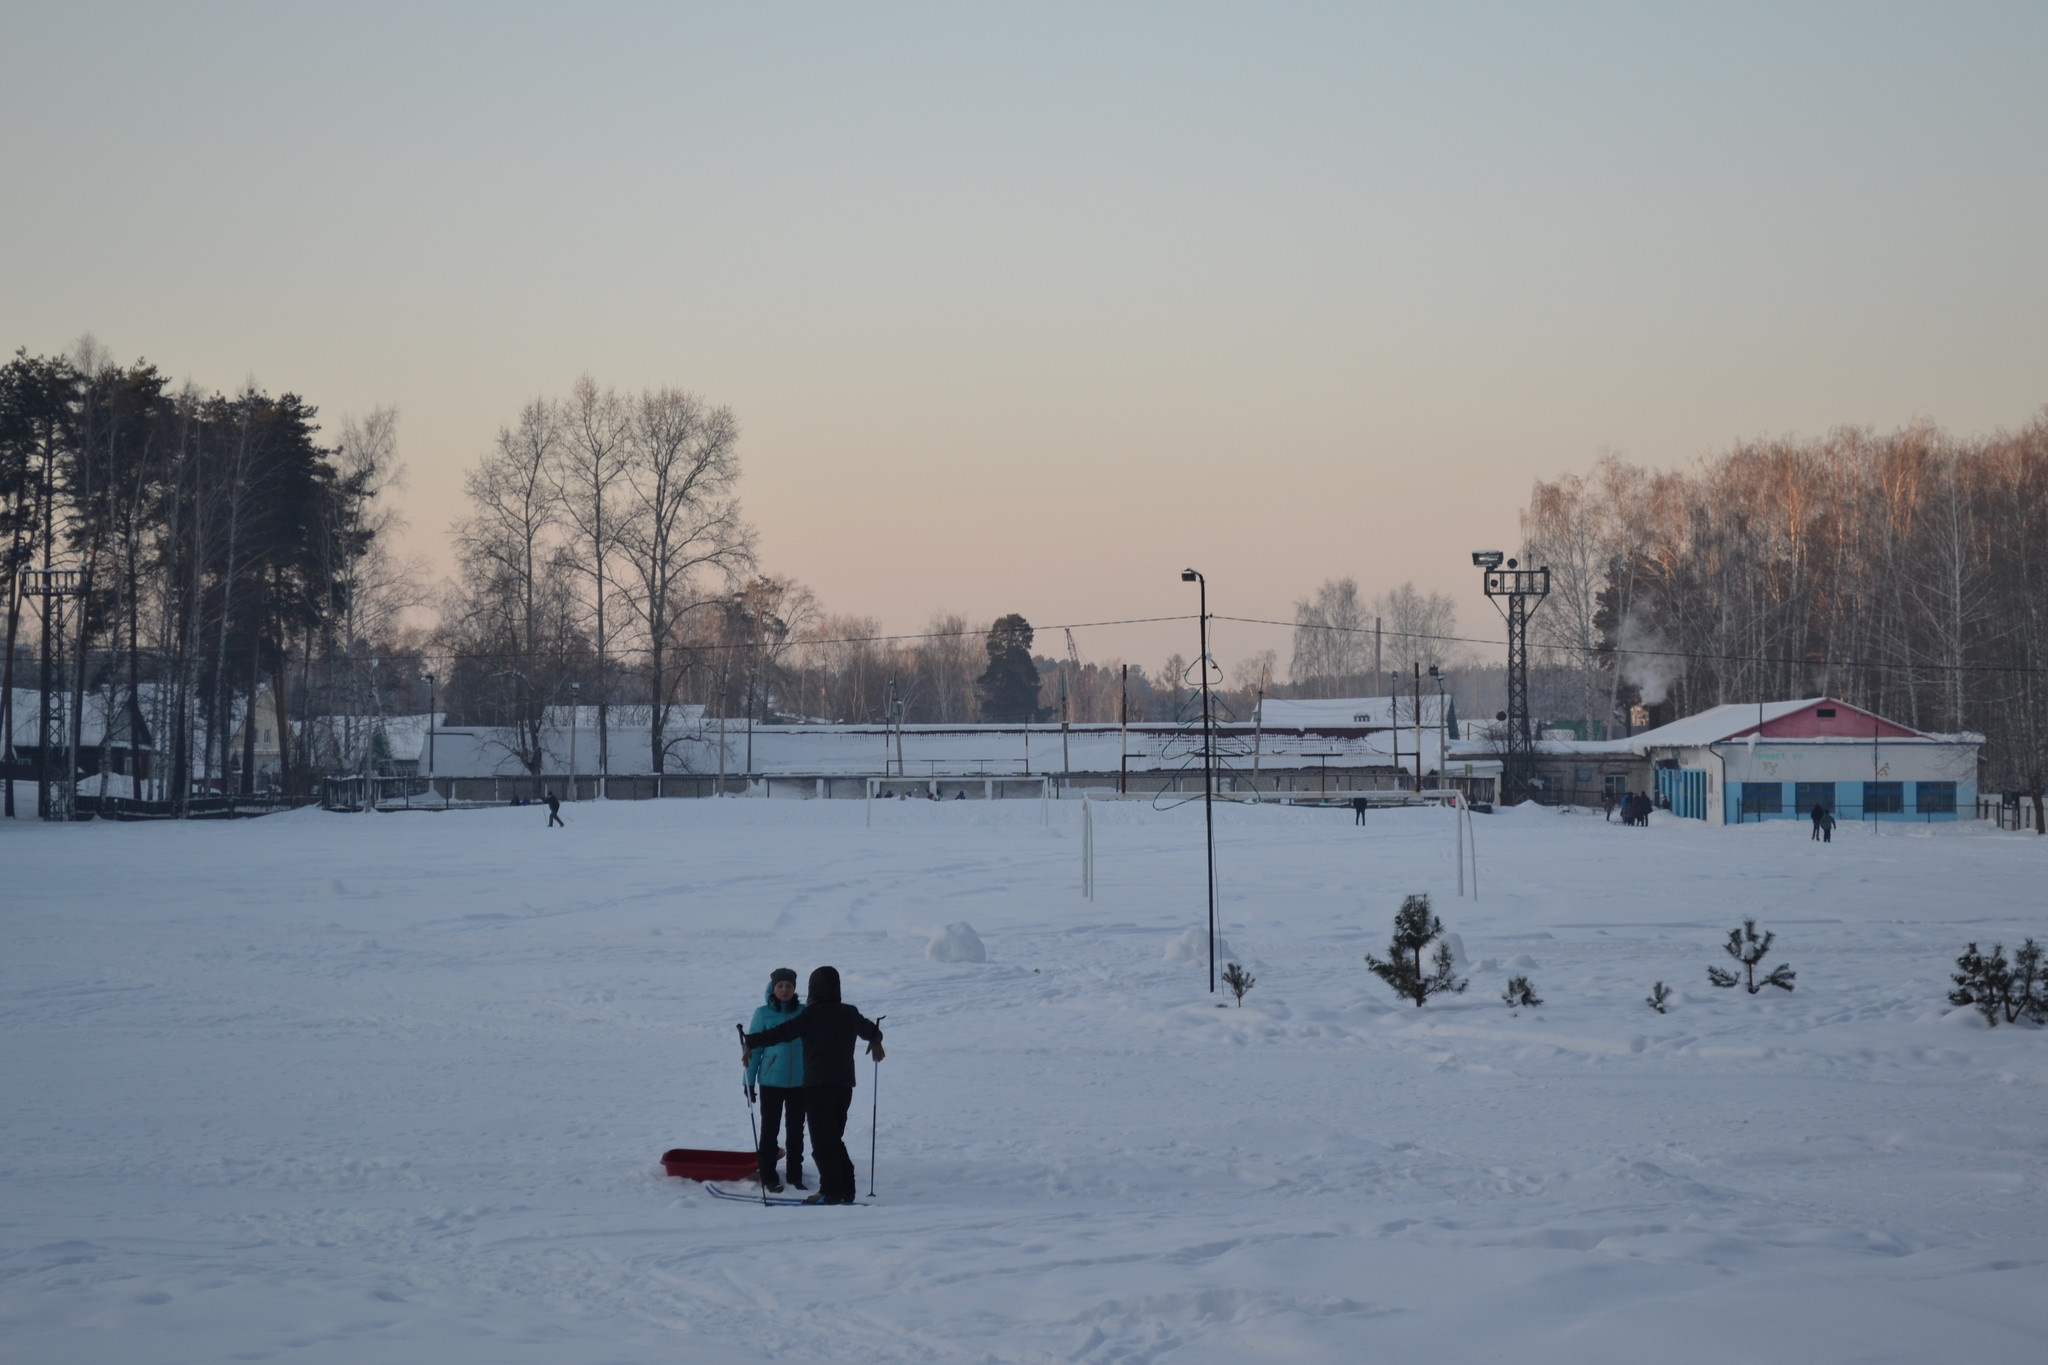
[1476,552,1549,805]
[26,568,85,821]
[1182,567,1217,995]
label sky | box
[4,2,2045,680]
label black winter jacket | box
[745,966,883,1089]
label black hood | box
[807,965,841,1005]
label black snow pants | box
[804,1085,858,1201]
[757,1085,806,1182]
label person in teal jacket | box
[745,967,807,1191]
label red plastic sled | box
[661,1147,778,1181]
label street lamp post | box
[568,681,580,801]
[1182,568,1217,995]
[424,672,436,797]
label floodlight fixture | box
[1471,550,1504,569]
[1181,568,1200,582]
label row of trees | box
[17,339,2038,814]
[1289,578,1462,698]
[430,384,1230,779]
[1,343,403,815]
[1520,413,2048,822]
[434,378,754,775]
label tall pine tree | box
[975,613,1042,722]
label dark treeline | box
[1521,413,2048,819]
[0,343,401,815]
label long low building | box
[1509,698,1981,825]
[326,695,1491,803]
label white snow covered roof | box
[1622,699,1823,748]
[1258,695,1448,729]
[6,688,152,749]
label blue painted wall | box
[1723,780,1974,825]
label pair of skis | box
[704,1182,866,1207]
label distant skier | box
[545,790,563,827]
[742,965,884,1205]
[745,968,808,1193]
[1810,803,1834,842]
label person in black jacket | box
[742,965,884,1204]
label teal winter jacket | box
[745,986,805,1089]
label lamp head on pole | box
[1181,568,1201,583]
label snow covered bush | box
[1222,962,1255,1005]
[1646,981,1672,1014]
[1949,939,2047,1026]
[1501,975,1542,1009]
[1366,894,1468,1008]
[1706,919,1794,994]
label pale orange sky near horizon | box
[6,4,2044,681]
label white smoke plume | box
[1615,606,1682,706]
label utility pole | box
[1474,551,1550,805]
[1250,660,1268,790]
[1413,661,1424,793]
[1430,665,1447,783]
[1119,662,1129,795]
[1388,674,1400,788]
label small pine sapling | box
[1707,919,1795,994]
[1646,981,1672,1014]
[1501,975,1542,1009]
[1366,893,1468,1007]
[1222,961,1255,1006]
[1950,939,2047,1026]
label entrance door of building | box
[1656,767,1708,820]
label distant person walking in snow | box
[742,965,885,1205]
[1352,797,1369,826]
[545,790,563,827]
[1811,803,1835,842]
[745,968,808,1193]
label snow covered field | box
[4,795,2046,1364]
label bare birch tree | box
[614,386,753,772]
[551,377,633,787]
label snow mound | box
[925,922,987,963]
[1165,927,1234,964]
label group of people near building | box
[1610,791,1657,825]
[739,965,886,1205]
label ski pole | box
[868,1016,885,1198]
[737,1024,766,1206]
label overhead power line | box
[1215,614,2048,679]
